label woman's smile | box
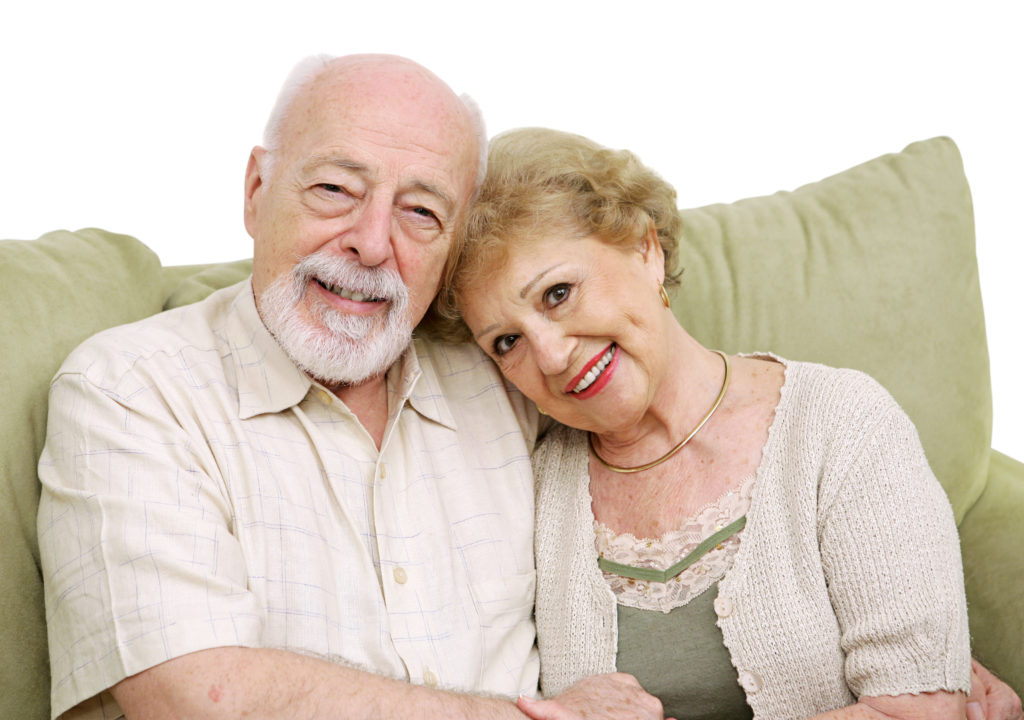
[566,343,619,397]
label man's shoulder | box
[57,280,250,384]
[412,337,541,445]
[413,336,493,376]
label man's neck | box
[329,377,390,449]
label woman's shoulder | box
[767,354,905,424]
[533,422,588,467]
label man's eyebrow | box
[409,180,455,216]
[300,156,455,215]
[303,155,367,173]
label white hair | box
[260,54,334,180]
[259,54,487,190]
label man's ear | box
[243,147,267,240]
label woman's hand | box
[967,658,1023,720]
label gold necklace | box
[589,350,731,474]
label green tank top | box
[615,583,753,719]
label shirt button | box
[379,464,387,479]
[738,670,763,694]
[713,596,734,618]
[318,389,332,404]
[423,669,438,687]
[393,567,408,585]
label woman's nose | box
[530,323,574,376]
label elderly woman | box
[436,127,979,720]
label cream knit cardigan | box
[532,358,970,720]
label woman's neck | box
[589,332,726,468]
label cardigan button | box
[713,596,734,618]
[738,670,763,694]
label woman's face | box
[459,232,671,434]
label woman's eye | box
[412,206,437,220]
[493,334,520,356]
[544,283,571,307]
[318,183,345,194]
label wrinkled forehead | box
[280,64,478,198]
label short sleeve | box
[38,366,265,716]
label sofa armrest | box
[959,449,1024,694]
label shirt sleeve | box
[37,366,265,717]
[816,396,971,698]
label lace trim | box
[594,474,754,613]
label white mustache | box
[289,251,409,308]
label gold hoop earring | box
[659,285,671,308]
[537,407,549,416]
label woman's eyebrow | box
[474,323,499,341]
[520,263,564,298]
[473,262,567,341]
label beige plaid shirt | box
[38,280,540,718]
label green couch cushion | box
[162,257,253,310]
[0,228,166,720]
[671,137,989,521]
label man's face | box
[244,61,478,386]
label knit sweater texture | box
[532,358,971,720]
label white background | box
[3,1,1021,460]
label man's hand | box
[516,673,668,720]
[967,658,1023,720]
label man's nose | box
[339,197,393,267]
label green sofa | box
[2,137,1020,719]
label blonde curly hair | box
[429,127,684,343]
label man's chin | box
[259,265,414,386]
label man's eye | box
[493,334,519,356]
[544,283,571,307]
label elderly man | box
[37,54,662,719]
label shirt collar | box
[398,337,457,431]
[226,282,456,432]
[227,281,314,419]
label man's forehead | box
[278,60,478,203]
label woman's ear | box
[639,221,666,285]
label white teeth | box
[321,280,378,303]
[572,345,615,393]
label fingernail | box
[966,700,986,720]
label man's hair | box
[259,54,487,191]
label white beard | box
[258,251,413,387]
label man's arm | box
[112,647,666,720]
